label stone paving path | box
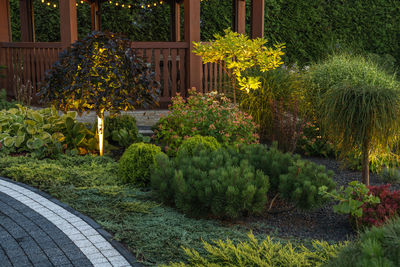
[0,177,140,267]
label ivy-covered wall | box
[8,0,400,66]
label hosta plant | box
[153,89,259,156]
[40,31,159,156]
[0,105,99,157]
[0,105,67,157]
[104,114,138,148]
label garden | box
[2,5,400,266]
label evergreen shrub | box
[307,54,400,185]
[151,147,270,219]
[325,217,400,267]
[234,143,297,191]
[104,114,138,148]
[118,142,162,187]
[152,144,336,218]
[176,135,220,158]
[163,232,346,267]
[279,160,336,209]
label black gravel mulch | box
[237,157,399,243]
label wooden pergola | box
[0,0,265,105]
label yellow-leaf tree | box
[193,29,285,103]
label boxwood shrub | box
[176,135,220,158]
[118,142,163,187]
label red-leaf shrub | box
[359,184,400,227]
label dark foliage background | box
[8,0,400,66]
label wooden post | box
[91,0,101,31]
[59,0,78,47]
[184,0,201,91]
[251,0,264,38]
[0,0,12,42]
[170,0,181,41]
[233,0,246,34]
[19,0,35,42]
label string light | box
[42,0,211,10]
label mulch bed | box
[233,157,399,243]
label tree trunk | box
[97,112,104,156]
[361,139,370,186]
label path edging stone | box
[0,176,142,267]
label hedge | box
[9,0,400,66]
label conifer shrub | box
[279,160,336,209]
[234,143,298,191]
[325,217,400,267]
[118,142,162,187]
[104,114,138,148]
[176,135,220,158]
[307,54,400,185]
[151,147,270,219]
[152,144,336,217]
[163,232,346,267]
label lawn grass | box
[0,155,259,266]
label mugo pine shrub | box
[152,144,336,218]
[279,160,336,209]
[118,142,162,187]
[151,147,270,219]
[176,135,220,157]
[237,144,335,209]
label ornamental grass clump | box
[308,54,400,185]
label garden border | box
[0,176,142,267]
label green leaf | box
[3,136,15,147]
[15,135,25,148]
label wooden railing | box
[202,61,231,94]
[0,42,63,102]
[130,42,188,103]
[0,41,190,105]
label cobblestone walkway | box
[0,177,140,267]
